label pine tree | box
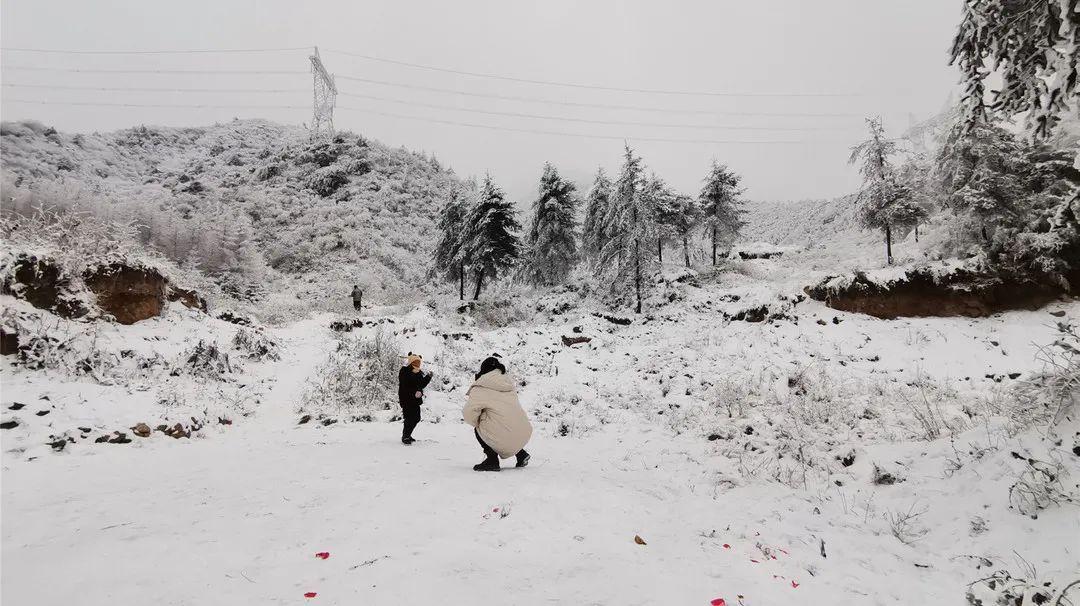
[597,145,657,314]
[647,174,680,265]
[525,163,579,286]
[432,183,472,300]
[464,175,522,300]
[849,117,926,264]
[950,0,1078,139]
[699,161,746,265]
[581,168,613,267]
[670,194,703,268]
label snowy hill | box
[0,119,465,305]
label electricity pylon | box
[309,46,337,139]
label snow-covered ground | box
[3,257,1079,605]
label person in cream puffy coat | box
[463,356,532,471]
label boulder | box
[132,423,152,437]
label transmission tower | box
[309,46,337,139]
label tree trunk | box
[472,267,484,300]
[657,238,663,264]
[885,224,893,265]
[914,223,919,243]
[683,236,691,268]
[711,227,717,265]
[634,238,642,314]
[458,261,465,301]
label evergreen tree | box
[581,168,613,267]
[699,161,746,265]
[849,117,926,264]
[525,163,579,286]
[432,183,472,300]
[647,174,680,265]
[670,194,703,268]
[464,175,522,300]
[950,0,1078,139]
[597,145,657,314]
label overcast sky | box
[1,0,962,204]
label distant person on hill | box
[398,353,432,445]
[351,285,363,311]
[463,356,532,471]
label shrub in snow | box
[306,166,349,197]
[965,571,1063,606]
[300,329,400,419]
[174,341,234,381]
[231,327,280,361]
[1008,453,1076,519]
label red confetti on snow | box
[779,549,789,555]
[791,581,800,589]
[750,559,760,564]
[722,544,731,549]
[770,555,777,560]
[493,508,499,512]
[710,599,727,606]
[314,552,330,560]
[304,592,317,598]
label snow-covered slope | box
[1,119,464,303]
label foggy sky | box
[1,0,962,205]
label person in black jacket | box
[398,352,432,444]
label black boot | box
[402,436,415,445]
[473,456,500,472]
[515,451,530,468]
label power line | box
[1,46,309,55]
[335,105,849,145]
[335,74,863,119]
[4,98,307,109]
[2,65,308,75]
[3,83,306,94]
[323,48,871,98]
[337,90,853,131]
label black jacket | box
[398,366,432,407]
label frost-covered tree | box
[464,175,522,300]
[950,0,1079,139]
[525,163,578,286]
[432,183,473,300]
[699,161,746,265]
[647,174,680,264]
[581,168,613,267]
[936,120,1080,287]
[849,117,927,264]
[597,145,657,314]
[670,194,703,268]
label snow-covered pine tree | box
[950,0,1079,139]
[581,168,613,267]
[849,117,926,264]
[936,120,1080,288]
[699,161,746,265]
[647,174,680,265]
[525,163,579,286]
[464,175,522,300]
[670,194,702,268]
[432,183,473,300]
[597,145,657,313]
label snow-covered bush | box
[300,329,401,419]
[231,327,280,361]
[1008,454,1077,519]
[174,341,234,381]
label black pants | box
[402,404,420,439]
[353,299,362,311]
[475,429,527,460]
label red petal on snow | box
[750,559,760,563]
[779,549,789,555]
[792,581,800,589]
[304,592,317,598]
[770,555,777,560]
[722,544,731,549]
[710,599,727,606]
[315,552,330,559]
